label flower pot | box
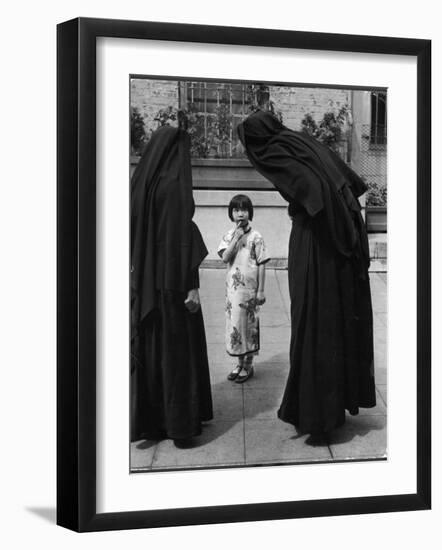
[366,206,387,233]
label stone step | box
[193,178,273,190]
[202,258,288,270]
[369,235,387,259]
[202,234,387,272]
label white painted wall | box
[194,190,291,259]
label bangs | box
[228,194,254,221]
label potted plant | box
[365,180,387,232]
[130,107,147,156]
[300,106,349,152]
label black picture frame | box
[57,17,431,532]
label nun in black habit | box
[130,124,213,443]
[238,110,376,436]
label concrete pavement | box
[131,268,387,471]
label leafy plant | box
[153,106,177,127]
[130,107,147,155]
[301,105,349,150]
[150,104,218,158]
[165,103,234,158]
[185,105,211,158]
[142,86,283,159]
[211,103,233,158]
[366,180,387,207]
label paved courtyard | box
[131,268,387,472]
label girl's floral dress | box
[217,227,270,357]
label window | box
[370,91,387,145]
[179,81,262,159]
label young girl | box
[217,194,270,383]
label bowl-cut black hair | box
[228,194,254,221]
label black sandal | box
[227,365,243,381]
[235,365,254,383]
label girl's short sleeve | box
[217,230,233,258]
[254,234,270,265]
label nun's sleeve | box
[187,221,208,290]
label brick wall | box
[130,81,368,261]
[130,79,179,135]
[269,86,351,130]
[131,79,351,135]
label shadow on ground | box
[136,439,157,450]
[328,414,386,445]
[26,507,56,524]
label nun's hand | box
[184,288,201,313]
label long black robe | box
[238,110,376,435]
[130,126,213,441]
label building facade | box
[130,79,386,262]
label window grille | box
[370,92,387,145]
[179,81,256,158]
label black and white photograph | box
[53,13,431,534]
[129,77,388,472]
[1,0,437,542]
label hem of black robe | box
[351,399,377,410]
[277,409,346,436]
[131,414,213,443]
